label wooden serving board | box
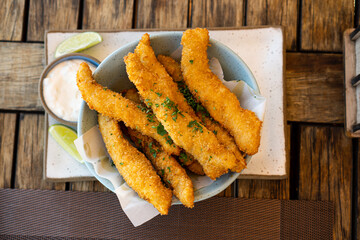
[344,28,360,137]
[44,27,288,181]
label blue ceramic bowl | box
[78,32,259,203]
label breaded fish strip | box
[124,88,204,176]
[158,55,246,171]
[98,114,172,215]
[124,52,238,180]
[134,34,195,117]
[76,62,180,156]
[181,28,262,155]
[126,128,194,208]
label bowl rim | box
[78,32,259,204]
[39,53,101,126]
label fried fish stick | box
[134,34,195,117]
[76,62,180,156]
[124,52,238,180]
[124,88,205,176]
[158,55,246,171]
[181,28,262,155]
[98,114,172,215]
[126,128,194,208]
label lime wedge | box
[55,32,102,58]
[49,124,83,163]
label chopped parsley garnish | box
[179,152,189,164]
[167,180,171,184]
[189,60,194,64]
[148,142,157,158]
[188,120,203,133]
[137,104,155,123]
[103,87,107,91]
[162,97,175,110]
[167,166,171,172]
[146,114,155,122]
[176,80,212,122]
[156,92,162,97]
[119,162,124,165]
[161,169,165,175]
[144,99,153,107]
[161,97,184,122]
[156,123,167,136]
[213,130,217,135]
[165,136,173,145]
[209,156,213,161]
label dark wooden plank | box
[237,124,290,199]
[299,126,352,239]
[217,183,234,197]
[246,0,298,50]
[83,0,134,30]
[0,0,25,41]
[286,53,344,123]
[0,113,17,188]
[191,0,244,27]
[70,181,111,192]
[27,0,80,41]
[0,42,44,111]
[301,0,354,51]
[15,114,65,190]
[237,179,289,199]
[136,0,188,28]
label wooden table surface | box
[0,0,357,239]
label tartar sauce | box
[43,59,96,122]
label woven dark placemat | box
[0,188,333,240]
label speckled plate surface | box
[78,32,259,203]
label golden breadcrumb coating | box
[98,114,172,215]
[127,128,194,208]
[158,55,246,171]
[124,88,204,176]
[76,62,180,156]
[181,28,262,155]
[124,43,238,180]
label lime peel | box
[55,32,102,58]
[49,124,83,163]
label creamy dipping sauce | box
[43,59,96,122]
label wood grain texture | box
[83,0,134,29]
[27,0,80,41]
[237,179,289,199]
[191,0,244,27]
[299,126,352,239]
[70,181,111,192]
[246,0,298,50]
[301,0,354,51]
[0,42,44,111]
[0,0,25,41]
[136,0,188,28]
[0,113,17,188]
[217,183,234,197]
[15,114,65,190]
[286,53,344,123]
